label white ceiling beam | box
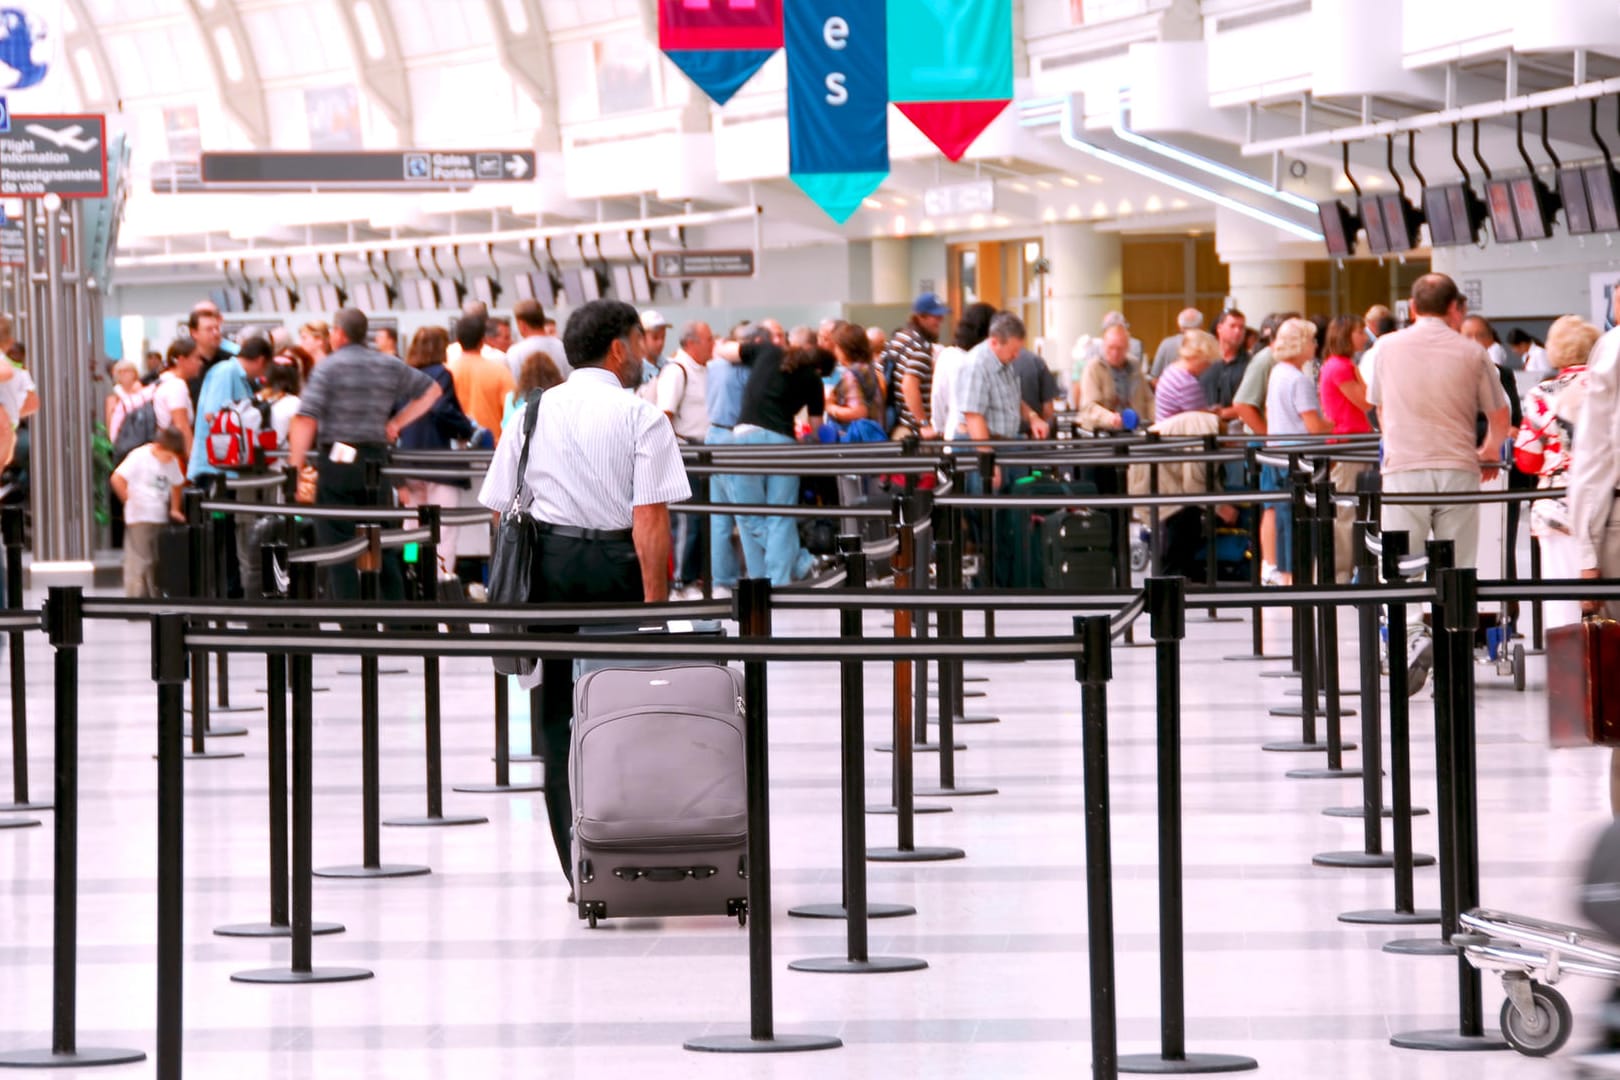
[181,0,271,147]
[331,0,415,139]
[62,0,119,111]
[483,0,558,151]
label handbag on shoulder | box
[488,391,543,677]
[1547,616,1620,747]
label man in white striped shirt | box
[478,298,691,886]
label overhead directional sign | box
[189,150,538,191]
[649,249,756,280]
[0,114,107,198]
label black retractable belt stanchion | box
[686,581,842,1055]
[218,544,346,937]
[1258,462,1304,684]
[880,492,962,756]
[387,508,487,828]
[1077,613,1120,1080]
[235,568,373,987]
[315,525,429,880]
[869,511,962,861]
[454,664,546,795]
[337,459,407,675]
[929,459,999,714]
[1263,481,1334,753]
[1121,577,1257,1076]
[915,532,995,799]
[180,490,246,758]
[978,447,998,640]
[789,539,924,960]
[1273,481,1360,722]
[1225,446,1275,663]
[0,507,43,820]
[1146,432,1164,579]
[1386,539,1465,959]
[1287,481,1362,781]
[0,588,145,1069]
[153,615,184,1079]
[1392,567,1509,1053]
[1529,535,1545,652]
[1190,436,1239,625]
[1341,527,1445,926]
[206,476,259,718]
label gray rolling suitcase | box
[570,663,749,928]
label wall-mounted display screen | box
[1510,177,1551,241]
[1359,195,1390,255]
[1423,187,1456,246]
[1560,167,1594,235]
[1380,193,1417,252]
[1586,162,1620,233]
[1485,179,1520,243]
[1318,200,1356,257]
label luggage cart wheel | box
[1499,981,1571,1057]
[1513,643,1526,692]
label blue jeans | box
[706,426,742,588]
[1260,464,1295,573]
[732,427,813,586]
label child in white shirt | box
[111,427,187,598]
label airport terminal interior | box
[4,0,1620,1077]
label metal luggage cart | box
[1455,907,1620,1056]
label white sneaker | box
[711,585,733,600]
[670,584,700,601]
[466,582,488,602]
[1261,561,1283,587]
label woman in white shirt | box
[104,359,145,444]
[152,337,204,454]
[932,302,995,438]
[260,353,303,446]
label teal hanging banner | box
[785,0,889,223]
[887,0,1013,161]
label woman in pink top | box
[1514,314,1601,628]
[1319,316,1373,580]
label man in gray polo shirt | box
[287,307,441,599]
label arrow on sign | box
[505,156,530,179]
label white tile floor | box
[0,592,1613,1078]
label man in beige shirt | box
[1368,272,1510,694]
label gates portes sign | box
[649,250,756,280]
[193,150,537,191]
[0,114,107,198]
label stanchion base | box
[1258,669,1302,680]
[231,966,374,985]
[383,813,489,828]
[1119,1051,1259,1074]
[214,920,344,938]
[337,667,409,677]
[1190,613,1244,624]
[867,846,965,862]
[1270,706,1358,719]
[1285,687,1362,699]
[1388,1028,1508,1052]
[0,802,51,813]
[866,803,950,815]
[684,1033,842,1054]
[176,749,246,761]
[913,784,997,797]
[874,743,967,754]
[1261,741,1356,754]
[1224,654,1284,664]
[451,781,545,795]
[788,902,916,920]
[505,753,543,764]
[255,686,332,695]
[1339,908,1442,926]
[1313,850,1436,869]
[312,863,431,880]
[0,1047,147,1068]
[944,714,1000,725]
[1323,805,1430,819]
[1383,937,1459,957]
[0,817,38,829]
[199,724,250,738]
[185,705,263,716]
[1284,766,1364,780]
[788,955,928,974]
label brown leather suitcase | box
[1548,617,1620,747]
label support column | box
[1042,222,1122,373]
[871,239,912,306]
[1214,205,1315,320]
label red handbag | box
[1548,617,1620,747]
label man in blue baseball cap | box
[880,291,951,438]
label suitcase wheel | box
[582,900,606,929]
[728,898,748,928]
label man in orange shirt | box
[447,311,514,442]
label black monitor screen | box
[1359,195,1389,255]
[1485,179,1520,243]
[1561,167,1594,235]
[1380,193,1414,251]
[1319,201,1353,257]
[1511,177,1550,240]
[1446,185,1476,245]
[1587,163,1620,233]
[560,269,586,308]
[1423,187,1456,246]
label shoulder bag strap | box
[507,388,544,516]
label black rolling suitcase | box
[998,474,1097,587]
[1041,509,1115,590]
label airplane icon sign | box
[24,122,97,153]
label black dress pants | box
[313,446,404,600]
[534,532,642,884]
